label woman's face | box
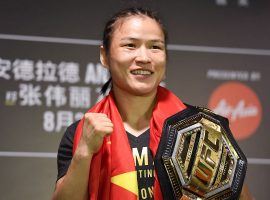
[102,15,166,96]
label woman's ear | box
[100,45,109,69]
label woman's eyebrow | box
[120,37,164,43]
[120,37,139,41]
[151,40,165,44]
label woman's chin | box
[113,81,159,96]
[128,85,158,96]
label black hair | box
[100,7,168,95]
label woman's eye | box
[125,43,136,48]
[151,45,163,50]
[152,45,160,49]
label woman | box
[52,7,187,200]
[52,7,251,200]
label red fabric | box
[72,86,186,200]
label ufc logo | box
[194,130,220,187]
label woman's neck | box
[112,87,157,137]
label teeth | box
[131,69,152,75]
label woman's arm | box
[240,184,254,200]
[52,113,113,200]
[52,142,93,200]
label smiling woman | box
[100,15,166,97]
[51,8,184,200]
[51,7,251,200]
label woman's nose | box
[135,46,151,63]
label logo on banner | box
[208,81,262,140]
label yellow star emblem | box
[111,171,138,195]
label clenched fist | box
[81,113,113,154]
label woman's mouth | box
[130,69,153,75]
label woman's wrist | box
[73,139,94,162]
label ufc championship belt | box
[155,105,247,200]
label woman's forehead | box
[112,15,165,41]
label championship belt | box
[155,105,247,200]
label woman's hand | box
[180,195,191,200]
[81,113,113,154]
